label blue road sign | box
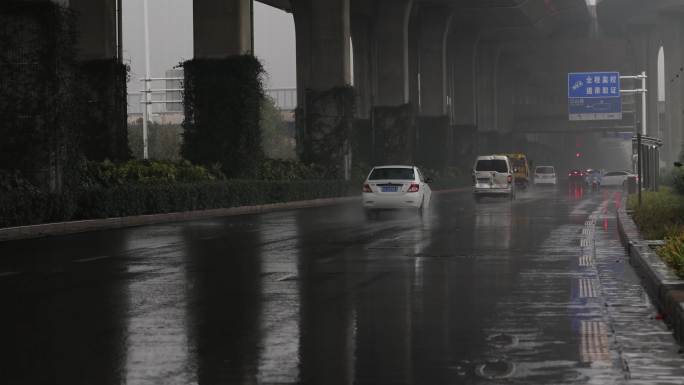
[567,72,621,120]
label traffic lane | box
[0,187,614,384]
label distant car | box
[567,169,586,185]
[601,170,635,188]
[533,165,557,186]
[362,165,432,217]
[472,155,515,201]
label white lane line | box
[579,255,594,267]
[579,278,599,298]
[73,255,111,263]
[580,320,610,363]
[0,271,19,278]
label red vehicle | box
[567,169,586,185]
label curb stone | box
[616,203,684,345]
[0,186,471,243]
[0,196,361,242]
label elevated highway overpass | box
[1,0,678,187]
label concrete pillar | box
[660,15,684,162]
[417,7,453,116]
[476,42,501,133]
[292,0,353,176]
[415,6,453,170]
[374,0,413,106]
[448,34,478,127]
[193,0,252,58]
[70,0,128,161]
[351,13,373,119]
[293,0,351,93]
[70,0,117,60]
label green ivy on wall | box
[182,56,265,178]
[299,86,355,178]
[80,59,130,161]
[0,2,80,192]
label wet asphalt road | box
[1,187,683,384]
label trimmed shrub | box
[657,229,684,278]
[254,159,330,181]
[628,188,684,239]
[182,56,265,178]
[671,167,684,195]
[75,180,353,219]
[79,159,221,188]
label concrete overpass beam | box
[193,0,252,58]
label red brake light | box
[363,184,372,193]
[407,183,420,192]
[507,175,513,184]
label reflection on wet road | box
[1,187,683,384]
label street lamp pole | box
[142,0,151,159]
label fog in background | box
[122,1,297,94]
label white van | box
[472,155,515,201]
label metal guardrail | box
[266,88,297,111]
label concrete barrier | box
[617,205,684,345]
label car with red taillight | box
[567,169,586,185]
[362,165,432,217]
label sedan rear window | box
[536,166,554,174]
[369,168,415,180]
[475,159,508,173]
[605,171,627,176]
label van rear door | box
[475,159,510,188]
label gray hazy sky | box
[122,1,297,92]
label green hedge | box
[628,188,684,239]
[0,179,353,228]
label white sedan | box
[533,165,557,186]
[362,165,432,217]
[601,170,635,188]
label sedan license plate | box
[381,186,399,192]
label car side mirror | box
[425,177,433,184]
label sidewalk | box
[591,199,684,383]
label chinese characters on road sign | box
[568,72,621,121]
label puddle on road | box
[475,359,516,379]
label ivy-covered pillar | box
[416,6,453,171]
[70,0,129,161]
[371,0,416,166]
[0,2,79,193]
[182,0,263,178]
[292,0,354,178]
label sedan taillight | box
[507,175,513,184]
[407,183,420,192]
[363,184,372,193]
